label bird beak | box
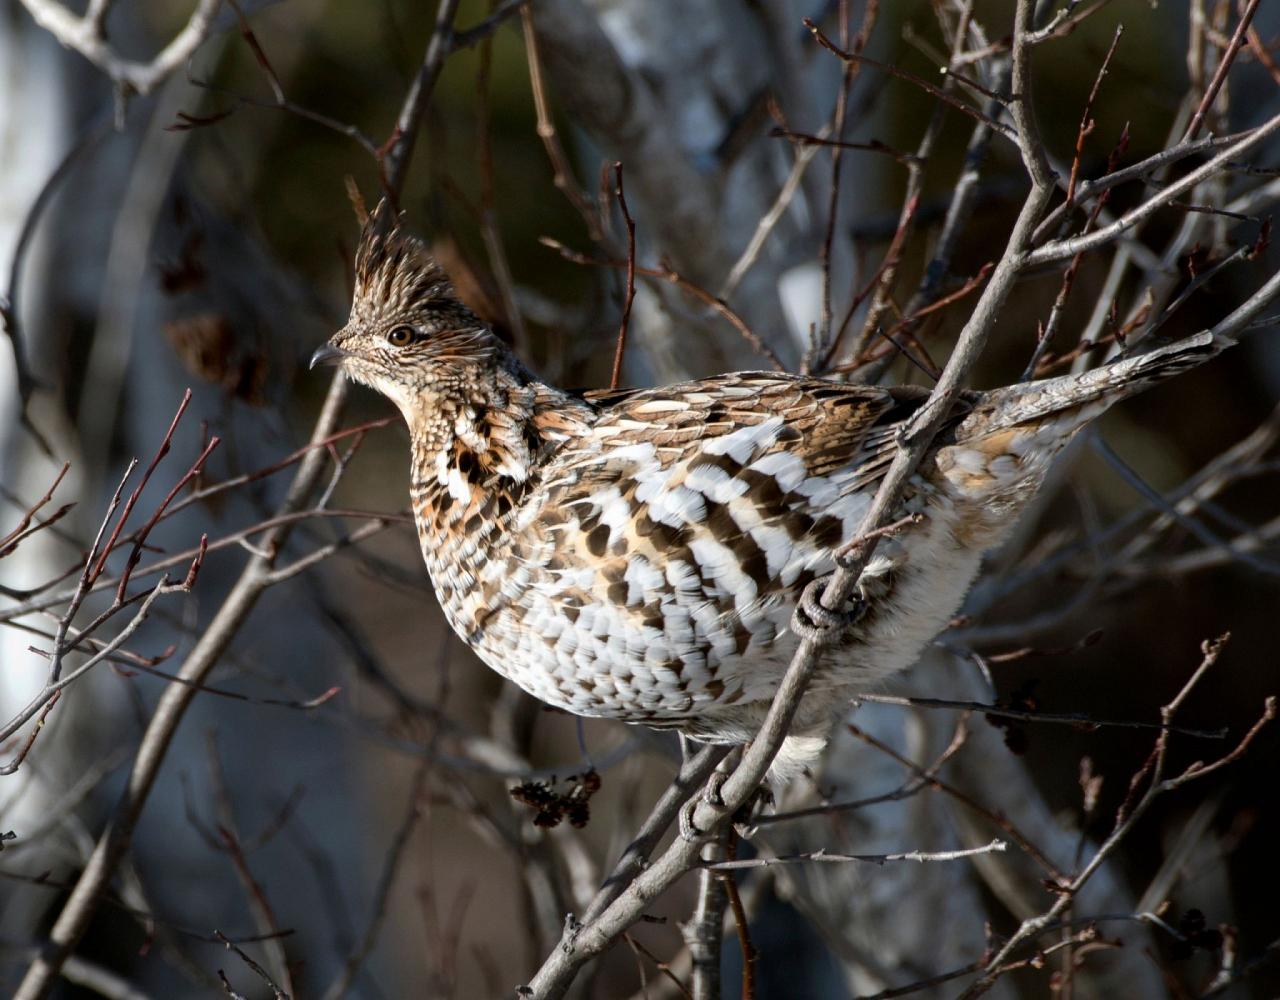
[310,342,350,369]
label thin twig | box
[319,759,429,1000]
[214,931,290,1000]
[206,736,294,995]
[0,463,72,561]
[382,0,461,196]
[957,636,1275,998]
[0,692,61,777]
[770,128,920,165]
[720,835,756,1000]
[473,28,529,355]
[848,1,975,367]
[0,505,409,625]
[848,22,1011,384]
[452,0,526,50]
[805,22,1017,140]
[0,109,111,414]
[1025,0,1116,45]
[521,6,601,240]
[720,126,828,299]
[807,0,880,372]
[1184,0,1260,140]
[1023,121,1129,379]
[705,839,1007,871]
[1065,25,1124,207]
[1028,110,1280,265]
[1030,130,1248,244]
[852,691,1228,739]
[541,239,784,371]
[610,163,637,390]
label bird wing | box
[490,372,927,720]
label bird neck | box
[404,362,592,555]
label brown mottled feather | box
[316,206,1230,779]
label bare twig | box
[186,3,380,160]
[0,504,408,625]
[621,933,694,1000]
[1030,130,1248,244]
[805,22,1017,140]
[0,418,396,607]
[206,737,294,995]
[720,125,829,299]
[541,238,784,371]
[581,745,731,927]
[452,0,527,50]
[214,931,290,1000]
[1065,26,1124,207]
[956,636,1275,998]
[721,835,756,1000]
[0,692,61,777]
[1024,118,1130,379]
[382,0,461,196]
[1241,0,1280,88]
[852,691,1229,739]
[610,162,637,390]
[0,463,72,562]
[801,720,1067,881]
[705,838,1007,871]
[770,128,919,165]
[319,759,429,1000]
[1025,0,1116,45]
[807,1,881,372]
[1,571,200,750]
[473,29,529,355]
[521,5,602,241]
[848,1,975,367]
[848,29,1012,384]
[0,945,151,1000]
[1184,0,1260,140]
[1028,110,1280,266]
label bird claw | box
[678,797,704,842]
[704,769,727,807]
[791,578,866,642]
[678,770,730,842]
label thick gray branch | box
[16,0,221,96]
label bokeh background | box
[2,1,1280,997]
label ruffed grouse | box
[312,207,1224,778]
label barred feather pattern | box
[319,213,1229,778]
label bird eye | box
[386,326,416,347]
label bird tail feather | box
[955,330,1230,440]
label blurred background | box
[2,1,1279,997]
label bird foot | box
[678,770,730,842]
[790,578,867,643]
